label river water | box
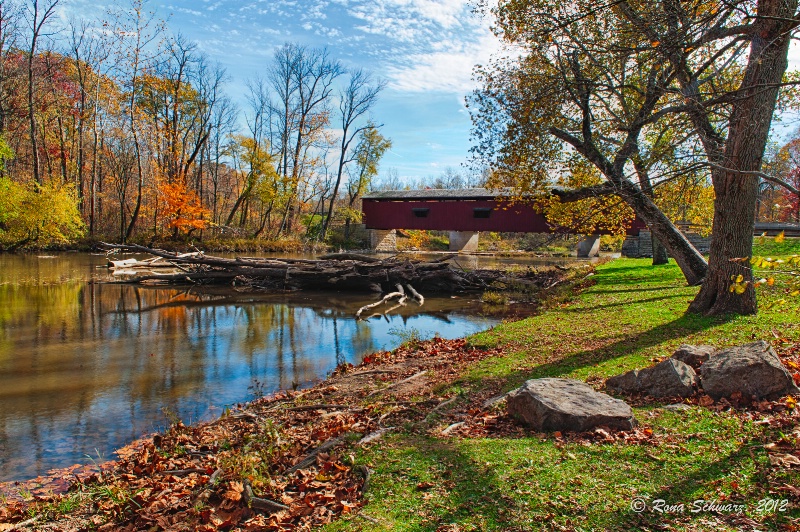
[0,251,566,482]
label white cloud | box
[385,30,505,94]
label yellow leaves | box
[653,180,714,235]
[751,256,785,270]
[729,273,749,293]
[764,299,787,310]
[787,396,797,410]
[728,281,748,294]
[775,231,786,244]
[0,178,85,247]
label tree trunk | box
[652,237,669,265]
[633,158,669,266]
[689,0,796,315]
[616,179,707,285]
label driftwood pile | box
[101,243,563,296]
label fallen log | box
[98,242,566,296]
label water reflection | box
[0,254,516,481]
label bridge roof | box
[363,188,514,201]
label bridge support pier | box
[369,229,397,251]
[449,231,479,252]
[577,235,601,258]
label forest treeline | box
[0,0,400,249]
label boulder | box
[700,341,800,399]
[606,358,697,398]
[507,378,637,432]
[671,344,717,369]
[605,369,641,394]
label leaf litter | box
[0,337,504,531]
[1,336,798,530]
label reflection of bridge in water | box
[362,188,647,257]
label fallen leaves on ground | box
[0,337,505,531]
[2,336,798,530]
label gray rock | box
[671,344,716,369]
[606,369,641,394]
[640,359,697,398]
[700,341,800,399]
[606,359,697,398]
[507,378,637,432]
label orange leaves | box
[158,181,210,234]
[224,481,245,502]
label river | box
[0,251,573,481]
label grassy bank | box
[2,241,799,531]
[325,245,800,531]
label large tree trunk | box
[554,179,707,283]
[616,179,707,285]
[689,0,796,315]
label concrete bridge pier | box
[369,229,397,251]
[449,231,479,252]
[577,235,601,257]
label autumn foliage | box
[0,5,387,247]
[158,182,210,234]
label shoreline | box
[0,267,583,530]
[0,333,519,530]
[3,254,799,530]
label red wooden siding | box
[362,199,646,235]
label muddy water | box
[0,252,548,481]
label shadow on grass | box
[361,427,794,531]
[357,434,518,530]
[602,435,798,531]
[562,293,687,312]
[497,312,731,389]
[588,285,677,295]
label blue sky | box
[58,1,800,184]
[61,0,503,184]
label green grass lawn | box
[326,240,800,531]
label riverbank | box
[2,242,800,531]
[0,236,327,254]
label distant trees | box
[0,0,390,248]
[342,124,391,239]
[763,134,800,223]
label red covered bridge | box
[361,188,646,255]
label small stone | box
[507,378,637,432]
[700,341,800,399]
[606,359,697,398]
[671,344,716,369]
[639,359,697,398]
[662,403,691,411]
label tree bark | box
[652,237,669,265]
[688,0,797,315]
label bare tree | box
[24,0,58,184]
[320,68,384,239]
[108,0,164,241]
[268,44,342,236]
